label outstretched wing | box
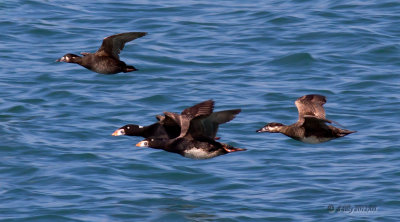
[181,100,214,118]
[95,32,147,59]
[295,94,326,121]
[163,100,214,138]
[163,111,191,138]
[191,109,241,139]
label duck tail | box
[124,65,138,72]
[337,128,357,137]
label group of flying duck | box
[56,32,356,159]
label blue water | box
[1,0,399,221]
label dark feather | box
[295,94,327,121]
[95,32,147,59]
[181,100,214,117]
[189,109,241,139]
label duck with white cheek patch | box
[56,32,146,74]
[136,137,246,160]
[112,123,179,139]
[113,100,246,159]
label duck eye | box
[127,126,130,129]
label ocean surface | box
[1,0,399,221]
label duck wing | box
[181,99,214,117]
[95,32,147,59]
[164,100,215,138]
[190,109,241,139]
[295,94,327,124]
[302,116,331,130]
[302,115,356,138]
[299,116,332,138]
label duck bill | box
[112,129,125,136]
[256,127,268,133]
[136,141,147,147]
[55,57,65,62]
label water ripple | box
[0,0,399,221]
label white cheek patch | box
[139,125,144,128]
[267,126,281,132]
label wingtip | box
[163,111,173,116]
[133,32,147,38]
[233,109,242,114]
[156,114,165,121]
[201,99,215,109]
[297,94,327,103]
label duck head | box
[136,138,168,149]
[112,124,144,136]
[256,122,285,133]
[56,53,81,63]
[136,138,151,147]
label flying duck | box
[111,100,213,139]
[56,32,146,74]
[112,100,241,141]
[256,94,356,143]
[111,122,180,139]
[136,136,246,159]
[132,100,245,159]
